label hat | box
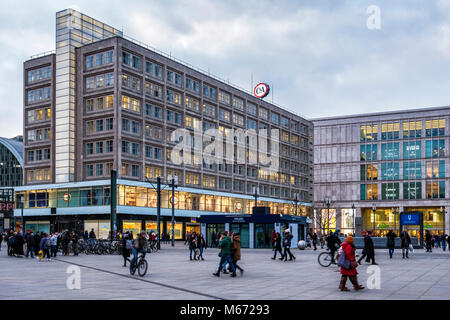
[346,236,354,243]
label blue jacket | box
[40,237,49,250]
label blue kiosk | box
[200,207,309,249]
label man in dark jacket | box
[312,232,318,251]
[25,231,35,258]
[282,230,296,261]
[386,229,396,259]
[441,234,448,251]
[15,231,24,256]
[213,231,236,277]
[400,229,411,258]
[326,231,341,264]
[358,231,377,265]
[34,231,41,256]
[425,230,433,253]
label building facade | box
[313,107,450,237]
[0,136,23,232]
[17,9,314,243]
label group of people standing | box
[187,232,206,261]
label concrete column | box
[249,223,254,249]
[225,223,230,232]
[275,222,281,233]
[445,207,450,235]
[290,224,298,247]
[201,223,206,238]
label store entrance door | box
[400,211,424,247]
[230,223,249,248]
[206,223,225,247]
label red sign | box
[63,193,71,201]
[169,196,178,206]
[0,202,14,212]
[254,83,270,99]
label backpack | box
[45,238,51,248]
[337,245,351,269]
[126,239,132,250]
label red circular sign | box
[254,83,270,98]
[170,196,178,205]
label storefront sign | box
[254,83,270,99]
[423,224,433,229]
[0,202,14,212]
[377,224,389,229]
[191,218,197,223]
[169,196,178,206]
[401,214,420,225]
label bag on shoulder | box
[337,247,351,269]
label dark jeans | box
[26,245,34,258]
[273,247,283,258]
[217,254,235,273]
[130,248,146,270]
[283,247,295,260]
[190,248,197,259]
[388,248,394,258]
[51,245,57,257]
[43,248,51,259]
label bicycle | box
[318,249,338,267]
[130,253,148,277]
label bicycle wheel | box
[137,259,148,277]
[130,263,137,275]
[318,252,333,267]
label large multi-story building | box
[313,107,450,237]
[16,9,314,245]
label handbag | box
[409,244,414,253]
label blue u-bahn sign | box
[401,213,420,225]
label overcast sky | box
[1,0,450,138]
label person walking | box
[434,234,440,249]
[386,229,396,259]
[306,233,312,249]
[71,231,79,256]
[400,228,411,259]
[24,231,35,259]
[358,231,377,265]
[441,233,448,252]
[271,229,276,250]
[338,236,364,292]
[6,230,14,256]
[0,232,3,252]
[447,234,450,252]
[282,229,296,261]
[271,232,283,260]
[62,231,70,256]
[197,233,206,261]
[39,233,51,261]
[15,231,24,257]
[230,233,244,275]
[213,231,236,277]
[121,232,131,267]
[50,232,58,257]
[189,232,198,260]
[425,230,433,253]
[312,232,318,251]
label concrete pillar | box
[445,207,450,235]
[201,223,206,238]
[275,222,281,233]
[225,223,230,232]
[290,224,298,247]
[249,223,254,249]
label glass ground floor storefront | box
[361,207,446,237]
[14,181,312,217]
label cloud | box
[1,0,450,138]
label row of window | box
[27,107,51,124]
[86,162,113,177]
[86,50,114,69]
[361,140,446,160]
[360,119,446,141]
[86,95,114,112]
[26,168,51,183]
[86,118,114,135]
[27,87,51,104]
[361,160,445,181]
[27,148,51,163]
[360,181,445,200]
[27,66,51,84]
[86,73,114,90]
[86,141,114,155]
[27,128,51,142]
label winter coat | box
[283,234,293,248]
[386,231,396,249]
[363,236,374,253]
[340,242,357,276]
[218,236,232,255]
[25,233,34,247]
[188,235,197,250]
[89,231,96,239]
[231,235,241,261]
[196,236,205,249]
[400,231,411,248]
[274,236,282,250]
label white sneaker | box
[47,258,51,261]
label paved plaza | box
[0,242,449,300]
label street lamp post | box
[21,195,24,234]
[168,175,178,247]
[293,193,300,216]
[440,206,447,236]
[351,203,355,236]
[372,203,376,235]
[325,198,331,234]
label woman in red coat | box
[339,236,365,291]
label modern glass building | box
[0,136,23,232]
[17,9,314,241]
[313,106,450,238]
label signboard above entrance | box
[401,213,420,225]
